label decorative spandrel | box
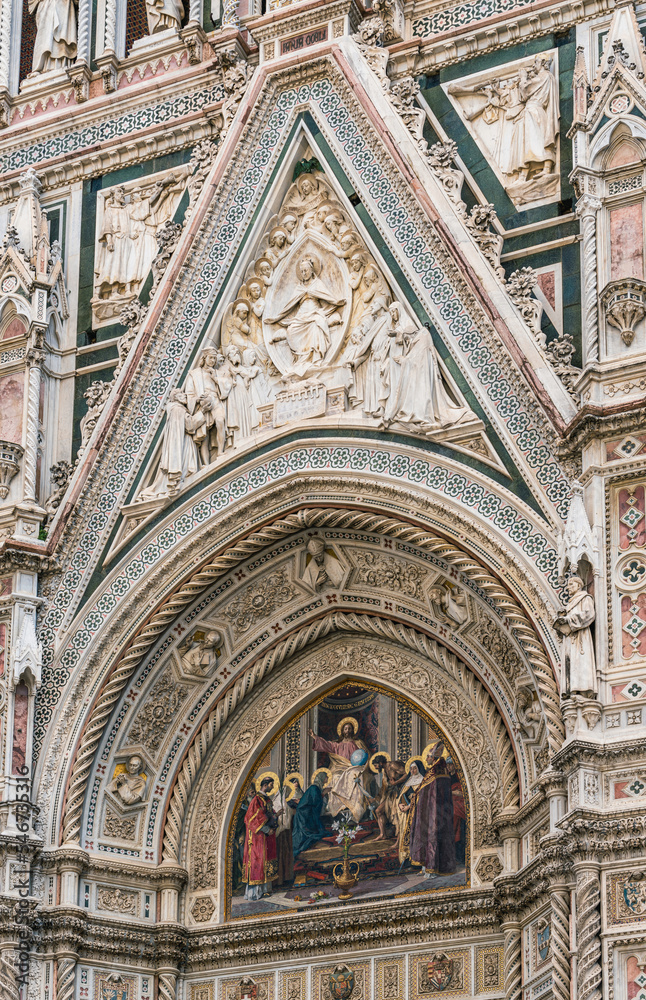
[132,162,479,507]
[226,682,468,921]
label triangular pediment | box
[51,41,578,612]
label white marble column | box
[577,194,602,366]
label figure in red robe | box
[242,776,279,900]
[409,743,457,877]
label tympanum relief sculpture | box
[446,53,560,208]
[92,170,188,326]
[135,167,476,505]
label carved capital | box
[600,277,646,347]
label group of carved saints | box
[137,167,475,503]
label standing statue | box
[29,0,77,74]
[95,187,134,300]
[145,0,184,33]
[138,389,199,501]
[553,576,597,697]
[184,348,229,465]
[383,321,471,432]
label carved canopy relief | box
[186,635,511,910]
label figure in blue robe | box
[292,781,327,857]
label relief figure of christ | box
[266,255,345,376]
[308,718,370,822]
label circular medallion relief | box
[607,92,632,116]
[617,552,646,591]
[1,275,18,293]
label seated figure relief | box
[134,166,476,504]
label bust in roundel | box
[328,965,355,999]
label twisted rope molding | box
[162,612,519,861]
[503,928,522,1000]
[61,507,561,844]
[0,958,20,1000]
[576,870,602,1000]
[56,957,76,1000]
[158,973,177,1000]
[551,887,571,1000]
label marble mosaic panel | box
[475,945,502,992]
[376,956,405,999]
[278,969,307,999]
[412,0,538,38]
[313,960,370,999]
[0,83,225,173]
[190,984,214,1000]
[219,973,275,999]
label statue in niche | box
[553,576,597,697]
[447,55,559,206]
[265,253,346,379]
[383,320,472,433]
[178,629,222,677]
[108,755,146,805]
[93,173,187,324]
[29,0,77,75]
[145,0,184,33]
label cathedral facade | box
[0,0,644,996]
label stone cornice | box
[552,736,646,771]
[557,399,646,458]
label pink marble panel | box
[610,203,644,280]
[11,684,28,774]
[2,316,27,340]
[0,373,24,444]
[535,270,556,310]
[609,143,640,168]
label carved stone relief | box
[222,567,299,635]
[133,164,476,504]
[445,52,560,208]
[346,548,428,599]
[102,806,138,841]
[125,666,189,757]
[96,885,139,916]
[92,169,189,326]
